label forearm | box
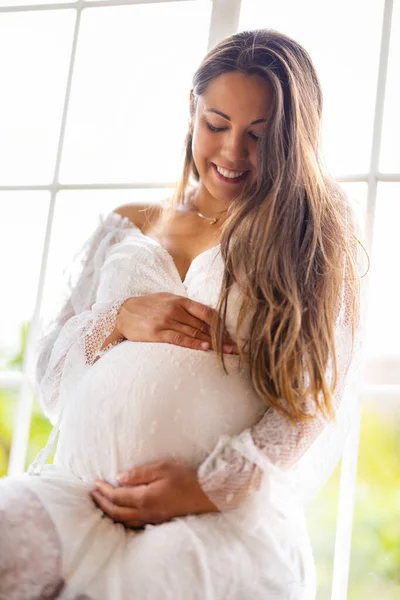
[99,324,125,352]
[83,300,127,365]
[198,450,263,512]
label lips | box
[211,162,250,184]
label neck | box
[188,184,229,223]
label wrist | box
[115,302,130,339]
[194,476,219,514]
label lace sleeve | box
[197,223,364,518]
[34,211,134,424]
[198,301,361,513]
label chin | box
[209,178,248,203]
[205,181,233,203]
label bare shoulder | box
[113,202,164,232]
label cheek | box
[250,145,259,172]
[250,140,259,161]
[192,126,219,162]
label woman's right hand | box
[116,293,238,354]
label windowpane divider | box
[7,2,83,475]
[0,0,199,15]
[331,0,394,597]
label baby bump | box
[55,341,265,482]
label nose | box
[220,131,249,165]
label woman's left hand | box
[90,460,219,528]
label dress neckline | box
[118,212,221,286]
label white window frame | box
[0,0,398,597]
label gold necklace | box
[188,192,227,225]
[193,208,218,225]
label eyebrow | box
[205,108,266,125]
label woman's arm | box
[35,211,134,423]
[196,272,362,513]
[35,205,227,421]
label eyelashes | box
[248,132,260,141]
[206,122,224,133]
[205,121,260,141]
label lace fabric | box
[197,291,361,514]
[0,478,65,600]
[35,212,134,424]
[197,203,364,515]
[31,208,189,475]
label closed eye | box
[249,132,260,141]
[206,121,260,141]
[206,122,225,133]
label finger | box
[173,316,236,349]
[126,513,172,528]
[172,309,211,336]
[180,298,218,329]
[117,461,168,485]
[177,300,237,349]
[90,490,144,524]
[219,331,239,353]
[93,480,117,498]
[171,321,212,344]
[223,344,237,355]
[160,330,240,354]
[176,297,237,339]
[160,330,211,351]
[223,332,237,345]
[172,320,237,354]
[93,481,148,508]
[126,521,148,530]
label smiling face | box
[190,71,274,207]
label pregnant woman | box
[0,28,364,599]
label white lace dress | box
[0,211,361,600]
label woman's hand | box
[90,460,219,529]
[116,293,238,354]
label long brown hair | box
[163,29,367,423]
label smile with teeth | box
[214,164,247,178]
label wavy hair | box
[162,29,367,423]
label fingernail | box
[201,342,210,350]
[117,472,128,483]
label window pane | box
[0,192,50,368]
[340,182,368,237]
[238,0,384,175]
[363,184,400,385]
[60,1,212,184]
[1,188,169,474]
[0,386,53,476]
[380,0,400,172]
[0,387,18,476]
[0,10,76,184]
[349,398,400,599]
[306,463,341,599]
[40,189,170,322]
[25,397,53,472]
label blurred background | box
[0,0,399,598]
